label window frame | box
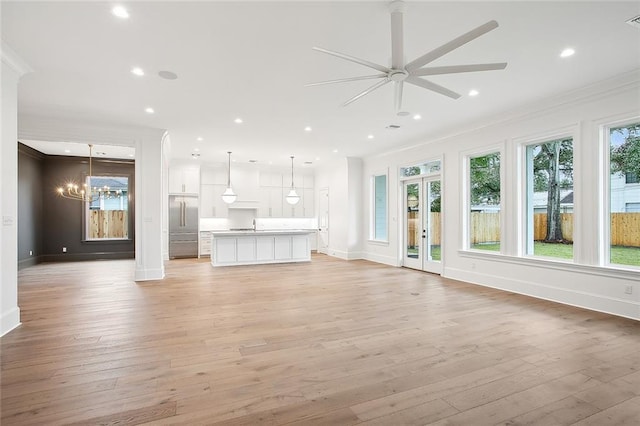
[83,173,133,242]
[369,169,389,243]
[463,145,504,253]
[601,117,640,270]
[518,130,575,262]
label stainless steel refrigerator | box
[169,195,199,258]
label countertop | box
[209,229,316,237]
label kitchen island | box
[210,230,313,267]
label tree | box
[469,153,500,206]
[532,138,573,243]
[611,124,640,179]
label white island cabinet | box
[210,230,312,267]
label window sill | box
[458,249,640,281]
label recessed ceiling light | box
[234,118,243,124]
[315,157,320,161]
[413,114,422,120]
[64,149,70,153]
[145,107,155,114]
[332,149,338,153]
[304,126,312,132]
[560,48,575,58]
[131,67,144,76]
[468,89,479,97]
[367,134,374,139]
[111,5,129,19]
[194,148,200,152]
[158,70,178,80]
[196,137,203,141]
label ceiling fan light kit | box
[307,0,507,111]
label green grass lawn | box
[471,242,640,267]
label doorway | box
[403,177,442,274]
[318,188,329,254]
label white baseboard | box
[363,252,400,266]
[1,307,21,336]
[326,249,363,261]
[134,267,165,282]
[444,266,640,321]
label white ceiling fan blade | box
[389,1,405,70]
[406,76,461,99]
[411,62,507,76]
[312,47,391,73]
[305,74,387,87]
[405,20,499,72]
[343,78,391,106]
[394,81,404,112]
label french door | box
[403,177,442,274]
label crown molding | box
[1,41,33,76]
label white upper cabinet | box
[200,184,228,218]
[201,166,227,185]
[169,165,200,194]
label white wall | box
[315,156,363,260]
[1,42,32,336]
[360,71,640,320]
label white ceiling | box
[3,1,640,166]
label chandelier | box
[56,144,122,202]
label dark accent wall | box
[18,144,44,268]
[17,142,135,268]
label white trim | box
[444,266,639,321]
[458,249,640,281]
[462,145,505,252]
[1,307,21,337]
[1,41,33,76]
[513,124,577,260]
[363,252,399,266]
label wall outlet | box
[625,285,633,295]
[29,250,33,256]
[62,247,67,253]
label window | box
[400,160,440,177]
[469,152,501,251]
[86,176,129,240]
[525,138,574,260]
[608,123,640,267]
[371,173,387,241]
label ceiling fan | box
[307,0,507,111]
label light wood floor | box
[2,254,639,425]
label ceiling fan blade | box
[405,76,461,99]
[411,62,507,76]
[405,20,499,72]
[343,78,391,106]
[394,81,404,112]
[305,74,387,87]
[389,1,405,70]
[313,47,391,73]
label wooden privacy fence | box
[89,210,128,239]
[408,212,640,247]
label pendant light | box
[221,151,237,204]
[285,155,300,205]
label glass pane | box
[406,183,420,259]
[87,176,129,239]
[428,180,441,261]
[400,160,441,177]
[526,139,574,259]
[609,124,640,267]
[373,175,387,240]
[469,153,501,251]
